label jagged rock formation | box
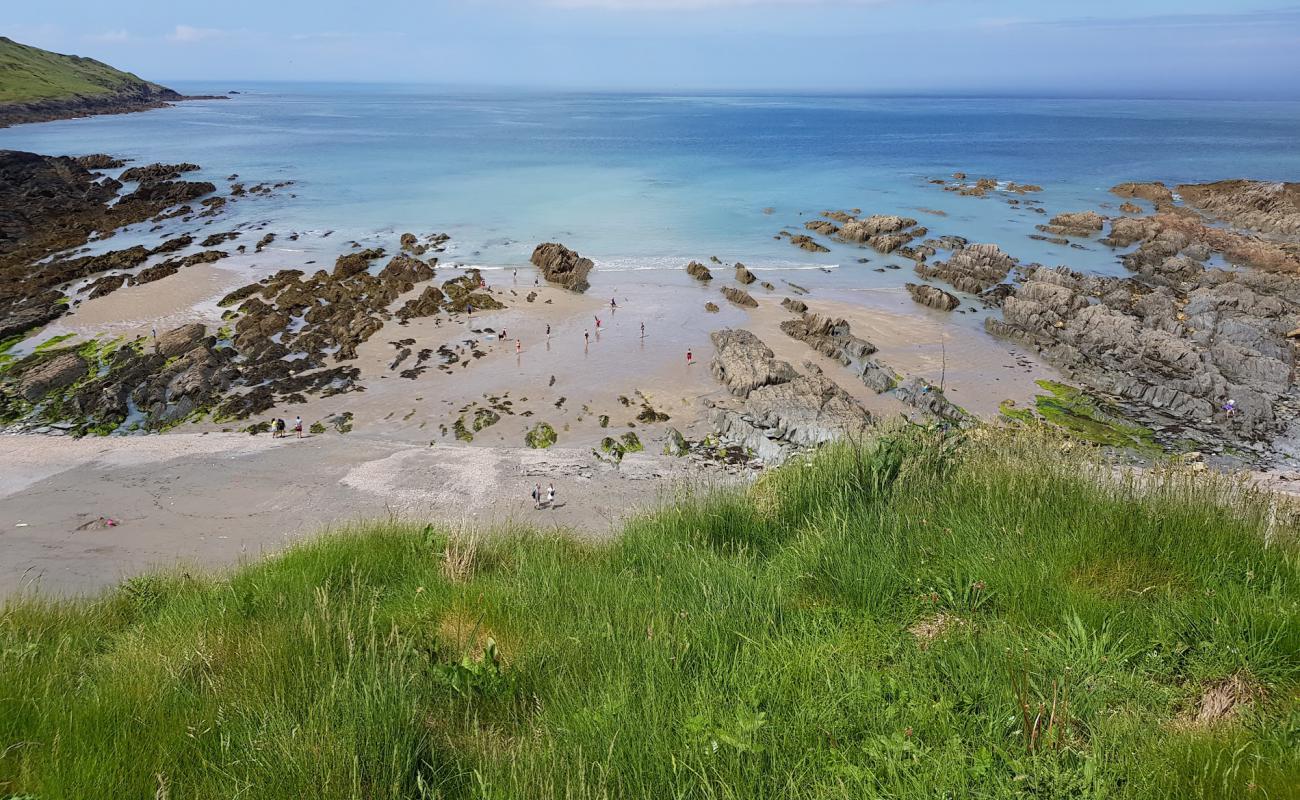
[779,312,896,393]
[531,243,593,293]
[778,231,830,253]
[1039,211,1106,238]
[686,261,713,281]
[906,283,960,311]
[986,262,1299,451]
[721,286,758,308]
[913,242,1018,302]
[1176,180,1300,237]
[735,263,757,285]
[0,149,220,339]
[817,212,926,254]
[707,329,872,463]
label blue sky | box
[8,1,1300,95]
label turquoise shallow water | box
[4,84,1300,282]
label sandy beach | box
[0,431,736,597]
[0,243,1069,598]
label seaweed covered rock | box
[525,422,557,449]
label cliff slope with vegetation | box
[1,427,1297,798]
[0,36,203,127]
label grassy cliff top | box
[1,427,1297,797]
[0,36,167,103]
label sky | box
[8,1,1300,96]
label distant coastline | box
[0,35,225,128]
[0,87,226,129]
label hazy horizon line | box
[164,79,1300,103]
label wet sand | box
[2,248,1065,598]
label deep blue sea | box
[4,83,1300,284]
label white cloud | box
[86,29,131,43]
[166,24,226,43]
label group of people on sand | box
[272,415,304,439]
[530,483,556,510]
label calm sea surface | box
[4,84,1300,280]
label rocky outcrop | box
[906,283,960,311]
[707,329,872,463]
[1040,211,1106,238]
[985,261,1300,452]
[0,149,223,339]
[913,243,1017,299]
[779,312,896,393]
[821,213,925,254]
[721,286,758,308]
[735,263,757,285]
[119,163,200,183]
[778,232,830,253]
[686,261,713,281]
[894,378,970,426]
[333,248,385,279]
[531,242,593,293]
[1111,182,1176,211]
[1176,180,1300,237]
[16,352,87,402]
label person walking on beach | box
[516,338,522,355]
[584,330,590,346]
[531,483,541,509]
[546,323,551,337]
[640,322,645,339]
[610,297,617,310]
[294,416,303,437]
[595,316,602,330]
[686,348,693,365]
[546,483,555,508]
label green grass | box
[1,427,1297,799]
[0,36,161,104]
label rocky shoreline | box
[0,88,224,129]
[4,143,1300,469]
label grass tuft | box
[1,427,1297,798]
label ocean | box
[4,84,1300,286]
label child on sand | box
[294,416,303,437]
[547,484,555,507]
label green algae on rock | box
[525,422,557,449]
